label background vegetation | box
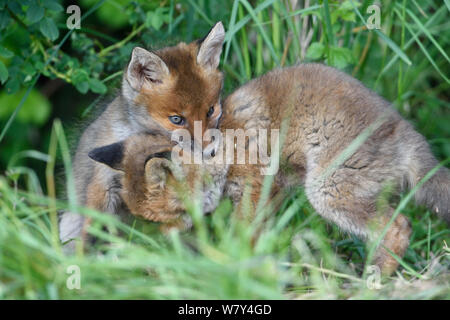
[0,0,448,299]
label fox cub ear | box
[197,21,225,70]
[88,142,124,171]
[126,47,169,91]
[145,158,173,187]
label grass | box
[0,0,449,299]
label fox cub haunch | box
[59,22,226,250]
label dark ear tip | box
[88,142,124,170]
[87,148,100,162]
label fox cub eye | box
[169,115,185,125]
[207,106,214,118]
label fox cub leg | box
[371,211,412,275]
[305,167,412,276]
[80,167,123,247]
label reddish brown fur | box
[107,134,227,232]
[82,174,108,244]
[59,23,226,252]
[136,42,223,144]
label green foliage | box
[145,6,171,30]
[0,89,50,125]
[0,0,168,99]
[0,0,449,299]
[0,0,174,169]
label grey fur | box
[59,94,145,247]
[221,64,449,274]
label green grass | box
[0,0,449,299]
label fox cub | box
[221,63,449,275]
[59,22,226,248]
[87,133,228,232]
[102,64,449,275]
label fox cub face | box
[88,133,228,230]
[122,22,225,143]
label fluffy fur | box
[59,22,225,250]
[87,133,228,232]
[219,64,449,275]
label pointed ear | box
[88,142,124,171]
[126,47,169,91]
[197,21,225,70]
[145,158,173,187]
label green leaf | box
[146,10,164,30]
[332,1,356,24]
[75,81,89,94]
[72,69,88,84]
[22,61,36,77]
[39,17,59,41]
[88,78,107,94]
[72,69,89,94]
[26,3,44,23]
[0,8,11,29]
[306,42,325,60]
[0,46,13,58]
[0,60,8,84]
[42,0,64,12]
[5,77,20,94]
[329,46,354,69]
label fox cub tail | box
[404,130,450,223]
[413,166,450,223]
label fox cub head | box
[122,22,225,145]
[88,133,228,230]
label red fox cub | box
[219,64,449,275]
[59,22,225,249]
[106,64,449,275]
[87,133,228,232]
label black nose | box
[210,149,216,157]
